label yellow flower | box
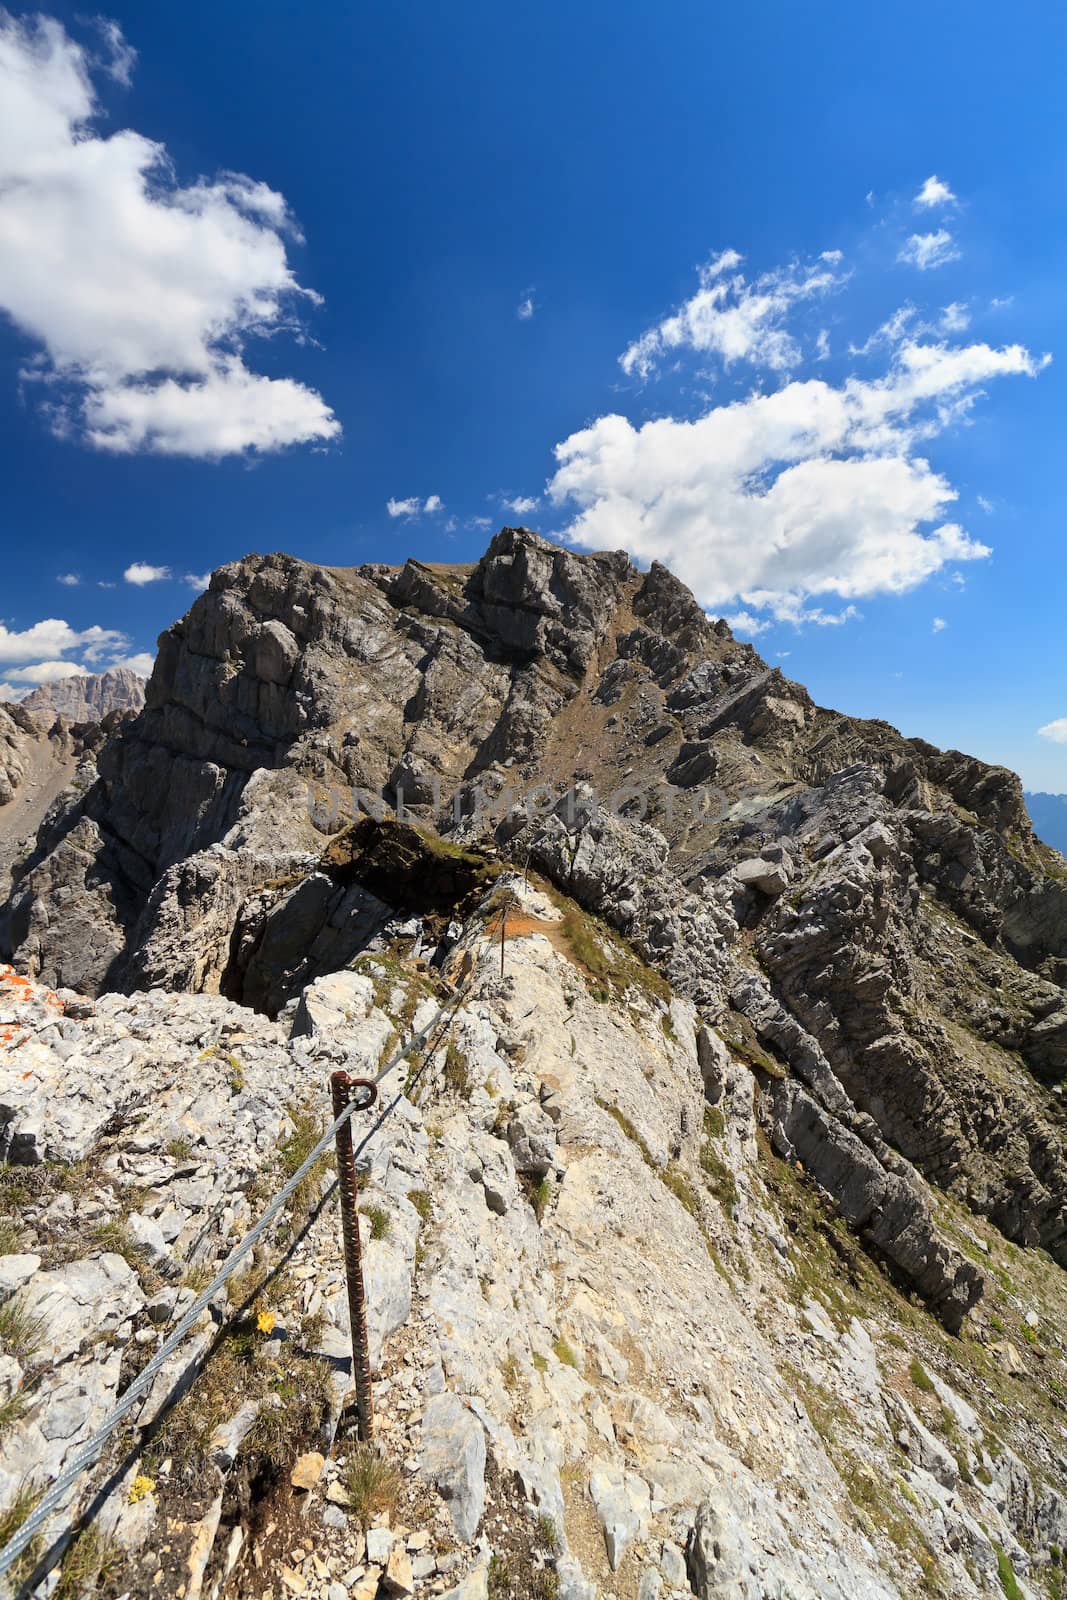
[256,1309,276,1335]
[128,1474,155,1504]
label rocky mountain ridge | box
[13,668,147,730]
[0,698,133,908]
[2,528,1067,1598]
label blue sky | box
[0,2,1065,787]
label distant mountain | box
[16,667,146,726]
[1026,791,1067,856]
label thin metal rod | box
[499,903,508,979]
[330,1071,377,1442]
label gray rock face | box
[419,1392,487,1542]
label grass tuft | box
[344,1444,400,1531]
[0,1482,42,1585]
[0,1297,44,1362]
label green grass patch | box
[361,1204,391,1241]
[595,1096,654,1167]
[552,1336,579,1370]
[700,1108,738,1211]
[661,1165,699,1215]
[909,1357,935,1394]
[994,1544,1023,1600]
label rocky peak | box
[15,666,146,728]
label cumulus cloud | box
[184,571,213,590]
[0,618,127,664]
[0,13,339,457]
[1038,719,1067,745]
[899,231,960,271]
[386,495,443,518]
[57,572,80,586]
[915,175,957,209]
[2,658,90,685]
[108,650,155,676]
[123,561,170,585]
[517,292,536,321]
[620,249,846,379]
[932,616,947,633]
[722,611,771,637]
[550,310,1047,626]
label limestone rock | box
[290,1450,325,1489]
[419,1392,487,1542]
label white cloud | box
[387,495,443,518]
[914,175,957,210]
[940,302,970,332]
[517,292,535,321]
[899,231,960,271]
[3,658,90,685]
[1038,719,1067,745]
[123,561,171,585]
[850,304,916,357]
[0,14,338,457]
[57,571,80,586]
[620,250,846,379]
[501,495,539,516]
[550,319,1046,627]
[723,611,771,637]
[184,571,212,590]
[976,495,994,514]
[107,650,154,676]
[932,616,947,633]
[0,618,126,664]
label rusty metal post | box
[330,1070,378,1442]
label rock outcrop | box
[0,701,127,907]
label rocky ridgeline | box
[2,529,1067,1596]
[3,531,1064,1280]
[4,881,1067,1600]
[14,669,146,730]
